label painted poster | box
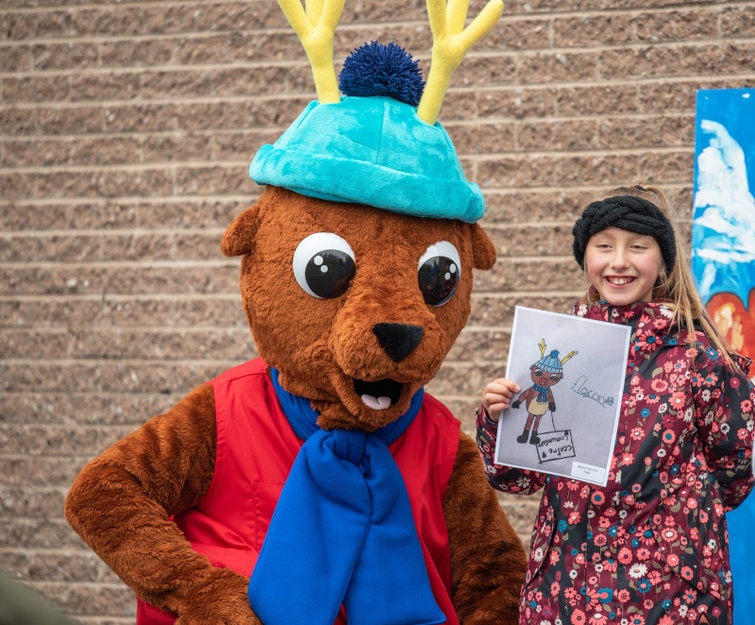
[494,306,630,487]
[692,88,755,623]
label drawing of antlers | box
[538,339,547,358]
[277,0,344,103]
[417,0,504,125]
[560,351,578,365]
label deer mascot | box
[65,1,527,623]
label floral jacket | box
[477,301,755,625]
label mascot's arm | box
[444,432,527,625]
[64,384,258,624]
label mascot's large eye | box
[418,241,461,307]
[293,232,356,299]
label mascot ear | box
[470,223,497,270]
[221,205,260,257]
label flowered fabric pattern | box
[477,300,755,625]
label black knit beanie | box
[572,195,677,272]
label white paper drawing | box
[494,306,631,486]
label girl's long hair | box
[580,183,738,368]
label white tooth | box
[361,394,392,410]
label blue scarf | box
[248,368,446,625]
[533,383,549,403]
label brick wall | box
[1,0,754,622]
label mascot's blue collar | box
[269,366,424,443]
[248,368,444,625]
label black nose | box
[373,323,424,362]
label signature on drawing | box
[571,374,615,408]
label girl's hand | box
[482,378,521,422]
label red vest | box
[137,358,460,624]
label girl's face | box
[584,226,663,306]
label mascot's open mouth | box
[353,378,403,411]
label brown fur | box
[65,185,526,623]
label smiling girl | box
[476,184,755,625]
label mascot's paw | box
[175,570,261,625]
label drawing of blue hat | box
[535,350,563,373]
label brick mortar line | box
[0,262,236,270]
[0,390,200,395]
[0,146,695,173]
[0,77,755,112]
[3,229,227,237]
[0,183,687,203]
[0,161,247,173]
[0,111,699,141]
[4,37,755,78]
[1,194,255,205]
[0,292,241,300]
[5,73,755,111]
[2,1,753,30]
[1,326,250,333]
[1,357,242,365]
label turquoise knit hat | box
[250,94,485,223]
[248,0,505,226]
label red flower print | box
[684,589,697,605]
[571,609,586,625]
[658,616,674,625]
[742,398,752,413]
[666,553,680,567]
[617,589,630,603]
[703,372,719,387]
[651,378,669,393]
[681,566,694,580]
[661,527,678,542]
[618,547,633,564]
[661,429,676,444]
[589,612,608,625]
[669,392,685,410]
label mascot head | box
[221,0,501,431]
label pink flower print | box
[669,392,685,410]
[636,330,661,353]
[585,588,600,610]
[571,609,586,625]
[702,372,719,387]
[618,547,633,564]
[742,398,752,413]
[616,589,630,603]
[651,378,669,393]
[681,566,695,581]
[661,429,676,445]
[589,612,608,625]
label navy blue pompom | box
[339,41,425,107]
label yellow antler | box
[416,0,503,125]
[278,0,344,103]
[538,339,547,358]
[560,351,578,365]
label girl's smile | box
[584,227,663,306]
